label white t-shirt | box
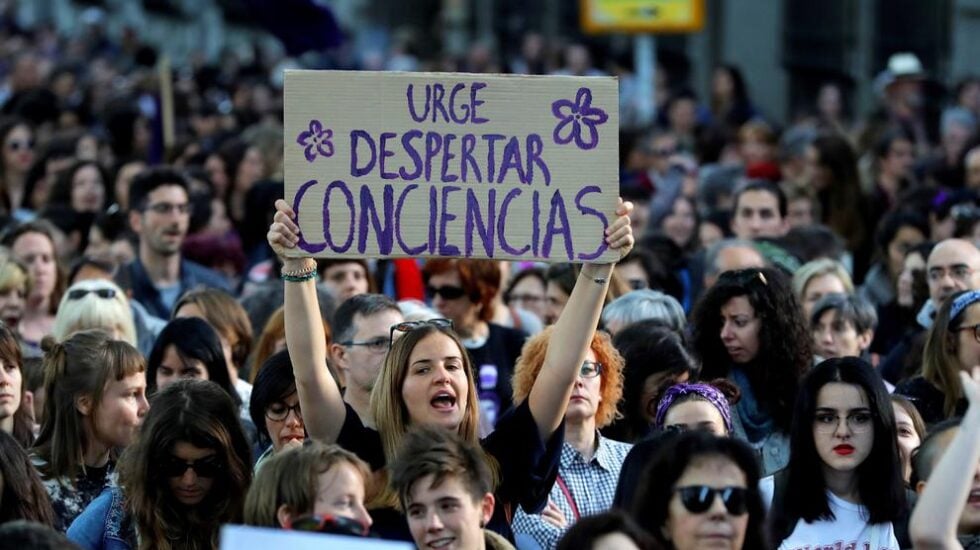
[779,491,899,550]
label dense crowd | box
[3,5,980,550]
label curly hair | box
[422,259,500,322]
[511,326,624,428]
[690,267,811,432]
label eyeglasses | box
[5,139,33,151]
[389,319,454,349]
[957,323,980,344]
[145,202,191,215]
[813,410,874,434]
[340,336,391,353]
[67,288,117,300]
[160,455,222,478]
[426,285,467,300]
[674,486,748,515]
[928,265,974,282]
[579,361,602,378]
[284,514,369,537]
[266,401,303,422]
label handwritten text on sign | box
[283,70,619,262]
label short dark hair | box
[874,209,928,255]
[772,357,906,544]
[332,293,400,344]
[810,293,878,333]
[0,520,80,549]
[631,431,769,549]
[911,417,961,486]
[733,179,787,218]
[390,427,493,509]
[249,350,297,446]
[127,166,188,212]
[556,510,654,550]
[145,317,238,407]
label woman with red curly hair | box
[509,327,630,549]
[422,259,526,434]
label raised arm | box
[909,367,980,550]
[527,199,633,441]
[268,199,347,443]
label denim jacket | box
[67,487,136,550]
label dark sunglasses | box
[675,486,748,515]
[160,455,223,478]
[284,514,369,537]
[5,139,33,151]
[67,288,117,300]
[426,285,467,300]
[389,319,454,350]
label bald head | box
[927,238,980,304]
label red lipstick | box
[833,444,855,456]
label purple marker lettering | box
[431,83,449,123]
[465,188,496,257]
[378,132,398,180]
[406,84,431,123]
[497,136,527,184]
[399,130,423,180]
[497,187,529,256]
[438,186,461,256]
[395,184,426,255]
[292,179,326,253]
[323,180,355,253]
[449,83,468,123]
[460,134,481,183]
[531,189,541,256]
[441,133,458,183]
[470,82,488,124]
[574,186,609,260]
[358,184,394,254]
[542,190,572,260]
[482,134,505,183]
[428,185,438,254]
[525,134,550,185]
[424,132,443,182]
[350,130,376,177]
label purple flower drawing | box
[551,88,609,150]
[297,119,334,162]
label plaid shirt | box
[511,433,632,549]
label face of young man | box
[405,475,494,550]
[731,189,787,240]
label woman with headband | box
[896,289,980,424]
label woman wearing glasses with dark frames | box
[268,196,634,541]
[769,357,907,549]
[68,379,252,549]
[896,289,980,425]
[630,430,768,550]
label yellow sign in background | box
[581,0,705,34]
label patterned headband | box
[950,290,980,321]
[654,383,733,432]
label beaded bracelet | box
[281,261,317,282]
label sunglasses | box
[160,455,223,478]
[284,514,369,537]
[5,139,34,151]
[674,485,748,515]
[67,288,117,300]
[389,319,454,350]
[426,285,467,300]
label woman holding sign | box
[268,196,633,541]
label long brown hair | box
[0,430,54,526]
[173,288,253,372]
[922,290,975,418]
[0,324,33,447]
[32,330,145,481]
[117,379,252,550]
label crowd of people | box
[3,5,980,550]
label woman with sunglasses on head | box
[31,330,149,532]
[67,379,252,549]
[268,197,634,541]
[249,350,308,469]
[896,289,980,425]
[244,441,373,535]
[631,430,769,550]
[52,279,136,347]
[690,267,812,476]
[769,357,907,549]
[2,221,67,355]
[509,326,630,549]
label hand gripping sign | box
[284,70,619,262]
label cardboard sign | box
[581,0,705,34]
[220,525,412,549]
[283,70,619,262]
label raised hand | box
[267,199,303,259]
[603,198,634,263]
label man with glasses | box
[328,294,403,428]
[119,167,231,319]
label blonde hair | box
[791,258,854,301]
[0,250,29,295]
[511,326,625,427]
[52,279,136,346]
[244,442,373,527]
